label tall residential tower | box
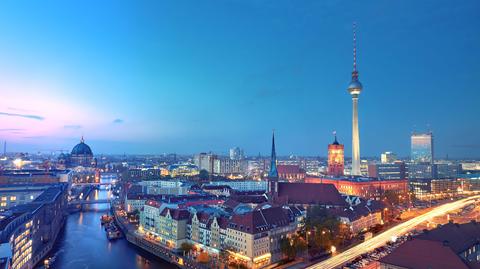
[348,23,363,176]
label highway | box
[307,194,480,269]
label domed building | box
[70,136,94,167]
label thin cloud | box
[64,125,82,130]
[113,118,124,124]
[0,112,44,121]
[7,107,38,113]
[22,136,46,139]
[0,128,24,132]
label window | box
[10,196,16,201]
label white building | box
[213,159,246,175]
[209,180,267,192]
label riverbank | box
[41,187,178,269]
[112,202,208,269]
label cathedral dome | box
[71,137,93,156]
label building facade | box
[380,152,397,164]
[368,162,406,180]
[194,153,217,174]
[305,176,408,200]
[411,132,433,164]
[277,165,306,181]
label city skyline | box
[0,1,479,158]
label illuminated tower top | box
[347,22,363,97]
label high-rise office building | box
[327,133,345,177]
[411,132,434,164]
[381,152,397,164]
[348,23,363,176]
[229,147,244,160]
[194,153,217,174]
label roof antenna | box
[353,22,357,74]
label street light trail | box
[307,195,480,269]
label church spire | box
[268,130,278,178]
[80,135,84,143]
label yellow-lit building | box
[224,206,301,269]
[139,201,190,250]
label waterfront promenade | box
[112,202,212,269]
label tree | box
[305,206,346,252]
[218,250,230,269]
[199,169,209,181]
[280,237,296,260]
[382,190,401,205]
[197,252,210,264]
[180,242,194,256]
[280,235,307,260]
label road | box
[307,194,480,269]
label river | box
[41,185,178,269]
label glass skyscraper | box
[411,132,434,164]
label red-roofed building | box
[380,221,480,269]
[305,176,408,200]
[189,212,230,253]
[225,206,303,269]
[277,182,347,207]
[277,165,306,181]
[331,199,387,234]
[379,239,469,269]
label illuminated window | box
[0,203,6,207]
[10,196,16,201]
[1,197,6,201]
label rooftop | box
[228,206,292,234]
[32,185,64,203]
[160,208,190,220]
[278,182,346,206]
[417,221,480,254]
[380,239,468,269]
[277,165,305,174]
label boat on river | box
[100,214,113,225]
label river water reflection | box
[41,186,178,269]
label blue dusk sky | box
[0,0,479,158]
